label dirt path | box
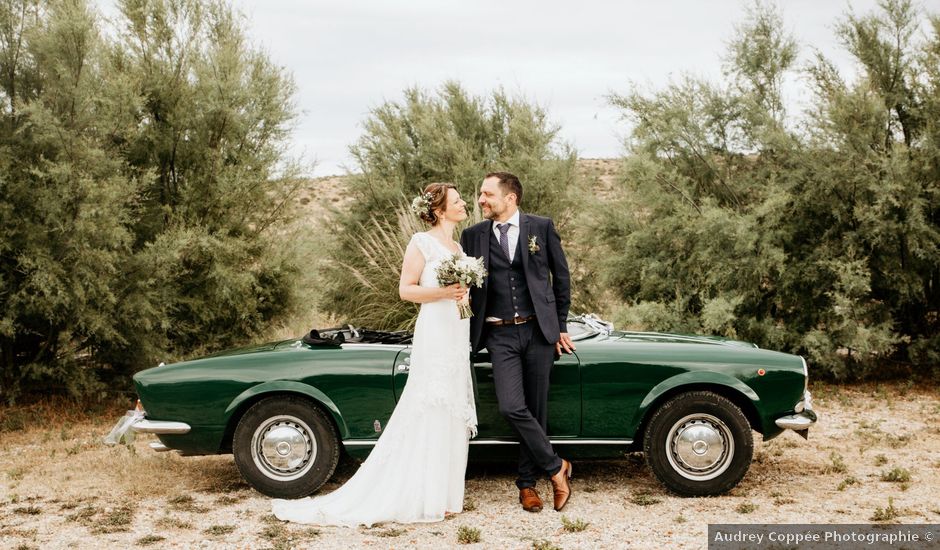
[1,382,938,549]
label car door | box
[393,347,580,438]
[391,347,411,403]
[471,348,581,438]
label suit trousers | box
[485,321,563,488]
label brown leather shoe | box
[550,459,573,511]
[519,487,543,513]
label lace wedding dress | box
[272,232,478,527]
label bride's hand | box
[440,283,467,301]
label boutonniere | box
[528,235,540,255]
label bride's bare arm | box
[399,243,467,303]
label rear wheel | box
[233,396,339,498]
[644,391,753,496]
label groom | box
[460,172,576,513]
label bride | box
[272,183,478,526]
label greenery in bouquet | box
[436,254,487,318]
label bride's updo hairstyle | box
[416,182,456,225]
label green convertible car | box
[124,315,816,498]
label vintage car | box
[124,315,816,498]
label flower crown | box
[411,192,434,218]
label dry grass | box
[870,497,903,521]
[372,527,406,537]
[629,491,662,506]
[0,381,938,549]
[837,476,859,491]
[456,525,482,544]
[203,524,236,536]
[880,467,912,483]
[135,534,165,546]
[560,515,590,532]
[0,395,129,435]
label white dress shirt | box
[492,210,520,263]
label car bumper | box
[132,418,192,435]
[105,406,191,449]
[774,390,817,438]
[136,414,192,453]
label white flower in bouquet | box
[436,253,486,319]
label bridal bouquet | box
[436,253,486,319]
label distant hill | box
[295,158,621,227]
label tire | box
[233,395,340,499]
[643,391,753,497]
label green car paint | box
[137,342,406,454]
[134,324,808,458]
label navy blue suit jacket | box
[460,212,571,352]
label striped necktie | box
[498,223,511,260]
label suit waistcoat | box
[486,229,535,320]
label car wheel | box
[643,390,753,496]
[233,395,339,499]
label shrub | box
[0,0,303,401]
[319,82,583,330]
[598,0,940,379]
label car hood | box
[199,338,302,358]
[610,331,759,348]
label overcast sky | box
[101,0,887,176]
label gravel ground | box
[1,382,938,549]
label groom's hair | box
[485,171,523,206]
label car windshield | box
[312,327,413,345]
[311,316,611,346]
[567,321,597,340]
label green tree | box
[599,0,939,379]
[112,0,304,359]
[0,0,302,401]
[0,0,144,398]
[320,82,584,330]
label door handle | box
[396,356,411,373]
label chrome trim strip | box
[561,439,633,445]
[800,356,809,392]
[549,439,633,445]
[775,413,816,430]
[132,419,191,434]
[342,440,380,446]
[338,343,410,351]
[343,438,634,447]
[149,441,171,452]
[794,388,812,413]
[618,331,750,348]
[469,439,635,445]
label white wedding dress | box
[272,232,477,527]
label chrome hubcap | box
[251,415,317,481]
[666,413,734,481]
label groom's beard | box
[481,203,504,220]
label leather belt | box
[486,315,536,326]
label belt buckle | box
[513,316,525,325]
